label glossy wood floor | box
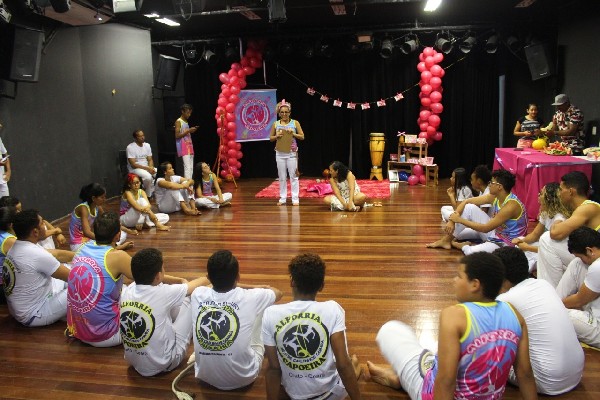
[1,178,599,399]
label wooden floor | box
[1,177,599,399]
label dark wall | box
[0,23,156,220]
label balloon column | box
[417,47,445,146]
[215,40,264,181]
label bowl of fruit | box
[544,141,571,156]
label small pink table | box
[493,148,593,219]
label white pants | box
[196,192,233,209]
[119,197,169,228]
[441,205,454,222]
[556,258,600,347]
[182,155,194,179]
[157,188,192,213]
[131,168,156,197]
[26,279,68,327]
[376,320,433,400]
[275,151,299,204]
[537,231,573,288]
[452,204,501,255]
[0,182,9,197]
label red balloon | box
[236,151,243,159]
[221,161,228,169]
[423,47,435,57]
[417,62,427,72]
[421,97,432,107]
[419,175,427,185]
[430,102,444,114]
[239,80,247,89]
[227,139,237,149]
[229,94,239,104]
[219,73,230,84]
[216,106,225,115]
[229,166,238,174]
[217,97,228,107]
[221,87,231,98]
[430,76,442,89]
[249,58,261,68]
[228,157,237,166]
[433,53,444,63]
[421,71,432,83]
[434,132,443,141]
[413,164,424,176]
[424,56,435,68]
[240,57,249,67]
[226,112,235,122]
[235,142,241,151]
[236,161,241,169]
[419,110,432,120]
[243,66,255,75]
[419,122,429,132]
[231,63,241,71]
[227,149,237,157]
[419,132,428,139]
[408,175,419,186]
[426,125,436,135]
[430,91,442,103]
[428,114,441,127]
[225,102,236,113]
[232,170,241,179]
[421,84,432,95]
[226,131,236,140]
[237,69,247,78]
[220,169,228,178]
[229,75,239,84]
[439,68,446,77]
[230,85,241,95]
[226,122,236,131]
[430,65,443,77]
[419,53,425,62]
[228,69,237,77]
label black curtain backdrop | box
[182,46,502,180]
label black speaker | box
[268,0,286,22]
[155,54,180,90]
[524,43,555,81]
[10,28,44,82]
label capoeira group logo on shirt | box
[2,258,15,296]
[275,312,330,371]
[195,304,240,351]
[240,99,271,132]
[119,301,156,349]
[68,257,105,313]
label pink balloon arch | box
[417,47,445,146]
[215,40,265,181]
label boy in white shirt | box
[120,248,209,376]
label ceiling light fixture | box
[435,33,453,54]
[486,34,499,53]
[400,34,418,55]
[459,33,476,54]
[144,13,160,18]
[380,38,393,59]
[424,0,442,12]
[202,49,217,64]
[156,17,180,27]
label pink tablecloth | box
[493,148,593,219]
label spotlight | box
[485,34,498,53]
[380,38,393,58]
[435,35,453,54]
[202,49,217,64]
[185,49,197,59]
[400,35,418,55]
[459,34,476,54]
[506,36,521,52]
[225,45,238,61]
[93,12,103,21]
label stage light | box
[400,35,418,55]
[435,35,453,54]
[380,38,393,58]
[506,36,522,52]
[185,49,196,59]
[459,34,476,54]
[202,49,217,64]
[156,18,180,27]
[486,34,499,53]
[424,0,442,12]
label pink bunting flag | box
[320,94,329,103]
[376,99,386,107]
[347,102,356,110]
[361,102,371,110]
[307,87,316,95]
[394,93,404,101]
[333,99,342,107]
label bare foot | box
[292,203,300,206]
[451,240,471,250]
[220,201,231,207]
[277,201,286,206]
[366,361,401,389]
[426,237,452,249]
[135,224,143,231]
[156,224,170,231]
[116,241,134,250]
[351,355,362,379]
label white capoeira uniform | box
[154,176,193,213]
[195,174,232,209]
[119,189,169,228]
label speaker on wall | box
[10,28,44,82]
[524,43,555,81]
[155,54,180,90]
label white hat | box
[551,94,569,106]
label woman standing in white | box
[153,162,200,215]
[269,100,305,206]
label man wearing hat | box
[547,94,584,153]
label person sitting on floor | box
[324,161,367,212]
[153,162,200,215]
[66,212,134,347]
[556,227,600,348]
[191,250,282,390]
[440,167,473,222]
[494,246,583,395]
[262,253,362,400]
[3,209,74,327]
[120,173,170,231]
[537,171,600,287]
[367,252,537,400]
[192,162,232,209]
[120,248,209,376]
[427,169,528,254]
[0,206,17,304]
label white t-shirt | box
[154,176,183,207]
[497,278,584,395]
[0,137,7,183]
[539,212,566,231]
[3,240,61,324]
[191,286,276,390]
[262,300,346,400]
[456,186,473,202]
[119,282,188,376]
[126,142,152,173]
[584,259,600,320]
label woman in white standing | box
[269,100,305,206]
[154,162,200,215]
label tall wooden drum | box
[369,132,385,180]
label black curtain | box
[181,46,502,180]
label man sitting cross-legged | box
[556,226,600,348]
[494,246,584,395]
[367,252,537,400]
[427,169,528,254]
[537,171,600,287]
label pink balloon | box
[221,87,231,98]
[419,175,427,185]
[421,84,432,95]
[225,103,236,113]
[226,131,236,140]
[228,157,237,166]
[226,112,235,122]
[227,122,236,131]
[220,169,228,178]
[228,69,237,77]
[215,113,220,121]
[430,102,444,114]
[231,63,241,71]
[227,148,237,157]
[235,142,241,150]
[413,164,423,176]
[229,75,239,85]
[439,68,446,77]
[217,97,228,107]
[433,53,444,63]
[430,76,442,89]
[419,53,425,62]
[434,131,443,141]
[419,132,428,139]
[421,71,432,83]
[426,125,436,135]
[227,139,237,148]
[243,66,255,75]
[229,166,238,174]
[419,110,432,120]
[424,56,435,68]
[239,80,247,89]
[417,62,427,72]
[407,175,419,186]
[216,127,223,135]
[236,161,241,169]
[221,161,228,169]
[430,65,443,77]
[423,47,435,57]
[240,57,249,67]
[249,57,261,68]
[230,85,241,95]
[236,151,243,159]
[216,106,225,115]
[421,97,432,107]
[429,91,442,103]
[237,69,247,78]
[228,94,239,104]
[419,122,429,132]
[219,73,230,84]
[232,170,241,179]
[428,114,441,127]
